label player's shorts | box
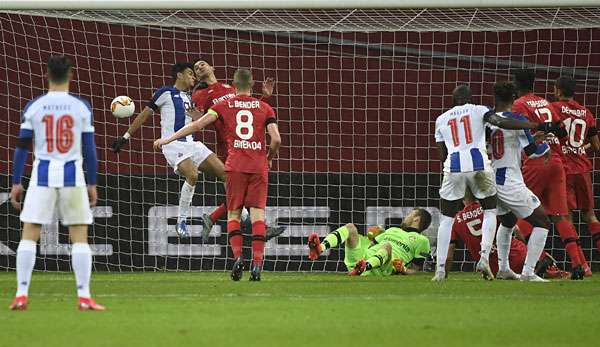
[566,173,594,210]
[162,141,213,174]
[439,169,496,201]
[343,236,394,276]
[496,182,541,219]
[20,186,93,225]
[508,238,528,275]
[522,159,568,216]
[226,171,269,210]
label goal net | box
[1,6,599,272]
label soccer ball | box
[111,96,135,118]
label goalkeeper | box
[307,208,432,276]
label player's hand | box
[533,131,552,142]
[392,259,407,275]
[367,225,384,241]
[268,159,273,169]
[10,184,24,211]
[536,122,552,132]
[262,77,275,98]
[87,185,98,208]
[153,139,167,151]
[187,108,204,121]
[111,136,129,153]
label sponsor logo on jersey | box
[234,139,262,150]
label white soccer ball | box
[111,96,135,118]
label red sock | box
[252,220,266,267]
[555,220,582,268]
[577,244,589,270]
[589,222,600,252]
[227,220,243,259]
[515,219,534,239]
[210,203,227,224]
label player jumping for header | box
[111,62,226,238]
[307,208,432,276]
[433,84,550,282]
[154,69,281,282]
[9,55,104,311]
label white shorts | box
[497,183,541,219]
[20,186,93,225]
[162,141,213,174]
[439,169,497,201]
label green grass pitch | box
[1,271,598,347]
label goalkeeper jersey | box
[372,227,430,265]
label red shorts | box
[522,159,568,216]
[508,238,528,274]
[226,171,268,210]
[566,173,594,211]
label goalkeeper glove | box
[367,225,384,242]
[112,136,129,153]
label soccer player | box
[306,208,432,276]
[486,81,554,282]
[153,69,281,282]
[9,55,104,311]
[191,59,282,242]
[111,62,226,238]
[433,85,547,282]
[512,69,586,279]
[447,190,569,279]
[552,76,600,276]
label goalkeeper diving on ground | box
[307,208,432,276]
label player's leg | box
[469,170,498,281]
[175,158,198,237]
[349,242,392,276]
[496,212,520,279]
[226,171,248,281]
[434,172,467,281]
[308,222,357,260]
[573,173,596,276]
[69,225,105,310]
[519,206,551,282]
[244,170,269,281]
[11,186,57,310]
[197,153,228,241]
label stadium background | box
[1,13,599,271]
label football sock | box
[177,181,195,224]
[589,222,600,252]
[209,203,227,224]
[480,209,497,262]
[577,244,589,269]
[522,227,548,276]
[555,219,582,268]
[227,220,243,259]
[366,247,390,270]
[321,226,350,252]
[516,219,534,239]
[15,240,36,297]
[435,215,454,273]
[496,224,513,272]
[71,243,92,298]
[252,220,266,268]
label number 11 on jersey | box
[448,115,472,146]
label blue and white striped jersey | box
[435,104,491,173]
[487,112,549,186]
[148,86,194,141]
[20,91,94,187]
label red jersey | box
[552,99,597,174]
[208,95,276,174]
[192,82,237,156]
[513,93,564,164]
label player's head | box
[233,68,254,93]
[172,62,195,88]
[493,81,516,107]
[463,187,476,205]
[554,76,576,100]
[452,85,472,106]
[194,59,215,81]
[512,69,536,93]
[47,55,73,85]
[402,208,432,232]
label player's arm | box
[484,110,543,130]
[586,126,600,153]
[436,142,448,164]
[10,127,33,211]
[153,110,217,150]
[111,106,154,153]
[266,121,281,166]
